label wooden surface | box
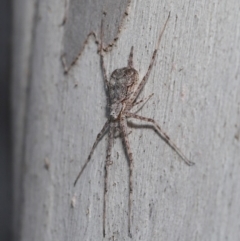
[12,0,240,240]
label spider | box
[74,12,194,238]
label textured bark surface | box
[12,0,240,240]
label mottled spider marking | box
[74,12,194,238]
[109,67,138,119]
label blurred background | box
[0,0,13,240]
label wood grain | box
[12,0,240,240]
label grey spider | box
[74,12,194,238]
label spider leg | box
[132,93,154,113]
[128,46,134,68]
[103,122,114,237]
[61,32,97,74]
[60,0,68,26]
[128,12,170,106]
[119,116,134,238]
[114,124,132,138]
[74,119,110,186]
[126,112,194,166]
[99,18,109,91]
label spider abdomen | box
[109,67,138,102]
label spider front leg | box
[126,112,194,166]
[127,13,170,106]
[119,116,134,238]
[128,46,134,68]
[99,18,109,90]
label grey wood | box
[63,0,131,68]
[11,0,38,240]
[12,0,240,240]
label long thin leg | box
[103,122,114,237]
[126,112,194,166]
[100,18,109,91]
[119,117,134,238]
[74,120,110,186]
[60,0,68,26]
[132,93,154,113]
[127,12,170,106]
[128,46,134,68]
[61,32,97,74]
